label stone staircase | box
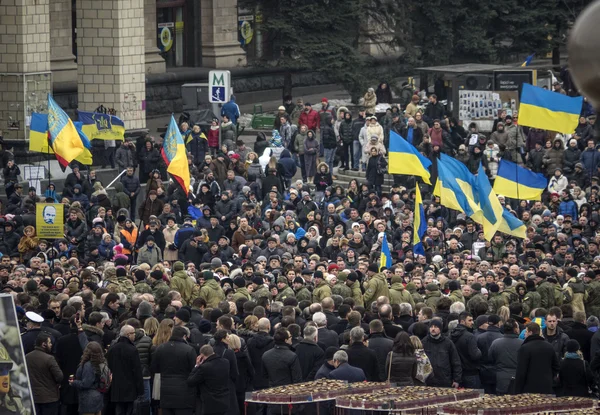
[332,167,395,193]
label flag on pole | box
[379,233,392,271]
[518,83,583,134]
[162,115,190,196]
[498,208,527,238]
[474,163,504,241]
[78,111,125,141]
[388,131,432,184]
[413,183,427,256]
[493,159,547,200]
[521,53,534,67]
[47,95,84,170]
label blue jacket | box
[278,150,297,179]
[188,205,203,220]
[221,98,240,124]
[328,363,366,382]
[580,148,600,174]
[558,198,578,220]
[174,224,195,248]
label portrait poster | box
[36,203,64,239]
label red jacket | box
[207,126,219,148]
[298,109,320,131]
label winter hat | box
[566,339,580,353]
[448,280,460,291]
[137,301,153,319]
[104,267,117,280]
[202,270,214,281]
[314,271,324,280]
[175,308,190,323]
[293,277,304,284]
[233,277,246,288]
[347,272,358,282]
[325,346,338,360]
[430,319,443,330]
[368,264,379,273]
[277,276,288,284]
[252,276,264,286]
[134,269,146,282]
[471,282,482,292]
[489,283,499,293]
[211,258,223,269]
[173,261,185,272]
[113,254,128,267]
[150,269,163,280]
[425,283,439,292]
[475,315,489,328]
[116,267,127,278]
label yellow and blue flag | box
[29,113,53,154]
[493,159,547,200]
[47,95,84,170]
[474,163,504,241]
[162,115,190,196]
[498,208,527,238]
[413,184,427,256]
[519,83,583,134]
[379,233,392,271]
[73,121,93,165]
[434,154,481,217]
[388,131,432,184]
[78,111,125,141]
[521,53,534,67]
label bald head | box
[379,304,392,319]
[257,317,271,332]
[321,297,334,311]
[377,296,389,307]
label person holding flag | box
[161,115,191,198]
[413,184,427,257]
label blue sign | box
[211,86,225,103]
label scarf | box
[407,127,414,145]
[565,352,581,360]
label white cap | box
[432,255,443,263]
[25,311,44,323]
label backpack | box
[97,363,112,393]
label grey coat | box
[73,361,104,413]
[488,334,523,394]
[303,135,319,177]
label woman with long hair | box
[70,342,106,415]
[385,332,417,385]
[151,318,174,413]
[229,334,255,414]
[409,335,433,386]
[144,317,159,339]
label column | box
[201,0,247,68]
[144,0,166,74]
[76,0,146,130]
[50,0,77,83]
[0,0,52,141]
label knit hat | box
[475,315,489,328]
[425,283,438,292]
[114,254,128,267]
[150,269,163,280]
[134,269,146,282]
[448,280,460,291]
[173,261,185,272]
[116,267,127,278]
[314,271,324,280]
[233,277,245,288]
[347,272,358,282]
[104,267,117,280]
[175,308,190,323]
[430,319,443,330]
[566,339,580,353]
[471,282,482,292]
[489,283,499,293]
[368,263,379,273]
[137,301,153,319]
[293,277,304,284]
[252,276,263,286]
[202,270,214,280]
[211,258,222,269]
[324,346,338,360]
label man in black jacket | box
[567,311,594,361]
[346,327,380,381]
[247,318,274,390]
[106,325,144,415]
[450,312,482,389]
[120,167,141,221]
[151,326,197,415]
[295,325,325,381]
[379,304,403,339]
[515,322,560,394]
[261,328,302,387]
[314,312,339,349]
[422,319,461,388]
[187,345,231,415]
[367,320,393,381]
[477,314,503,393]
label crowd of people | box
[2,77,600,415]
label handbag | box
[133,395,150,415]
[387,351,393,382]
[151,373,161,400]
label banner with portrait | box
[36,203,64,239]
[0,295,34,414]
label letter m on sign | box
[213,73,224,86]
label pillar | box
[76,0,146,130]
[0,0,52,141]
[201,0,247,68]
[144,0,166,74]
[50,0,77,83]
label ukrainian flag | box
[29,113,53,154]
[78,111,125,141]
[434,154,481,217]
[47,95,84,169]
[498,208,527,238]
[493,159,547,200]
[388,131,432,184]
[474,163,504,241]
[162,115,190,196]
[73,121,93,165]
[413,184,427,256]
[521,53,534,67]
[379,233,392,271]
[519,83,583,134]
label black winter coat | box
[559,357,594,397]
[106,337,144,402]
[295,340,325,381]
[567,322,594,361]
[318,327,339,350]
[450,325,481,376]
[385,352,417,385]
[476,326,503,384]
[321,124,337,149]
[187,354,231,414]
[134,330,153,378]
[247,332,274,389]
[422,334,462,387]
[367,333,393,382]
[366,155,387,186]
[150,338,197,409]
[213,340,239,415]
[261,343,302,387]
[55,331,85,405]
[234,349,254,394]
[514,334,560,394]
[346,342,380,381]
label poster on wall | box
[238,15,254,46]
[0,294,35,414]
[158,22,174,52]
[458,90,503,121]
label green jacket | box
[389,280,415,308]
[313,281,332,303]
[152,280,170,300]
[117,277,135,299]
[363,273,389,306]
[488,292,507,314]
[232,287,251,302]
[467,293,488,316]
[171,270,195,305]
[424,290,441,310]
[295,287,313,303]
[585,280,600,318]
[448,290,465,305]
[332,282,352,299]
[522,290,541,317]
[276,286,296,302]
[406,282,424,305]
[500,287,518,305]
[350,281,364,307]
[200,279,225,308]
[252,285,271,302]
[104,276,120,294]
[537,281,556,309]
[135,281,153,294]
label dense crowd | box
[2,79,600,415]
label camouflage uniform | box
[294,286,313,303]
[312,281,332,303]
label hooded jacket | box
[450,324,481,376]
[389,276,415,307]
[170,263,195,305]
